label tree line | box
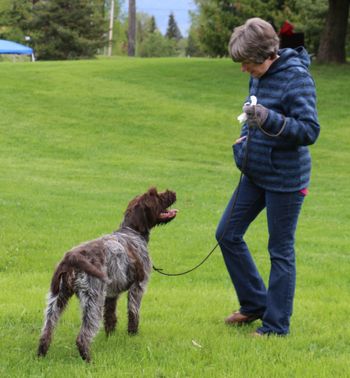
[0,0,348,63]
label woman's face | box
[240,57,276,78]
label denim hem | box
[256,326,289,336]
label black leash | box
[153,171,244,276]
[152,128,251,277]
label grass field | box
[1,57,350,377]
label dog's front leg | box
[127,284,144,334]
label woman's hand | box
[234,136,247,144]
[243,104,269,127]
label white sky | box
[122,0,198,37]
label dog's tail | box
[50,252,109,295]
[50,260,69,296]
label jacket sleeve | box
[260,73,320,146]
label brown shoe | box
[225,311,261,326]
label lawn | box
[0,57,349,377]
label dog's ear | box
[147,187,158,196]
[125,203,149,234]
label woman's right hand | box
[234,136,247,144]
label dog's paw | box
[37,342,48,357]
[105,326,116,337]
[127,328,138,336]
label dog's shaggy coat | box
[37,187,177,362]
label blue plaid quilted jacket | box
[233,47,320,192]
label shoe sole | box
[225,314,262,326]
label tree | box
[128,0,136,56]
[192,0,349,58]
[104,0,128,56]
[28,0,105,60]
[185,13,205,57]
[135,12,183,57]
[185,32,201,57]
[149,15,157,34]
[317,0,350,63]
[193,0,299,56]
[136,12,153,45]
[0,0,32,42]
[138,30,178,57]
[193,0,242,56]
[293,0,328,55]
[165,12,182,40]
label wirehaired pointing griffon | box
[37,187,177,362]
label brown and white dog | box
[37,187,177,362]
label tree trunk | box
[108,0,115,57]
[317,0,350,63]
[128,0,136,56]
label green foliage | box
[109,9,181,57]
[0,57,350,376]
[28,0,106,60]
[185,12,206,57]
[108,1,129,56]
[0,0,32,42]
[136,12,154,45]
[137,30,179,57]
[192,0,281,56]
[136,13,183,57]
[165,12,182,41]
[0,0,110,59]
[193,0,240,56]
[149,15,157,34]
[193,0,345,57]
[186,31,203,57]
[293,0,328,54]
[109,17,128,55]
[186,26,205,57]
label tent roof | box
[0,39,33,55]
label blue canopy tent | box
[0,39,35,61]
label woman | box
[216,18,320,336]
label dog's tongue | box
[160,209,178,219]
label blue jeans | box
[216,176,305,335]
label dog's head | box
[122,187,177,235]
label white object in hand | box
[237,95,257,123]
[237,112,248,123]
[250,95,257,106]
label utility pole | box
[128,0,136,56]
[108,0,115,56]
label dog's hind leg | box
[76,280,105,362]
[103,295,119,336]
[37,281,73,357]
[127,284,144,334]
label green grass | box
[1,57,350,377]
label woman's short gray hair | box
[228,18,279,64]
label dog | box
[37,187,177,362]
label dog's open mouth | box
[159,208,178,221]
